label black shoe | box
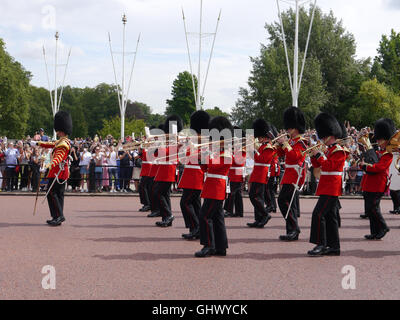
[214,249,227,256]
[224,211,231,217]
[279,232,299,241]
[256,215,271,228]
[195,246,215,258]
[375,228,390,240]
[324,247,341,256]
[48,217,63,226]
[156,216,174,227]
[59,216,65,223]
[147,211,161,218]
[271,208,277,213]
[46,218,56,225]
[389,209,399,214]
[307,245,327,256]
[360,214,368,219]
[183,229,200,240]
[247,221,259,228]
[142,205,151,212]
[364,234,377,240]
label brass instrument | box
[357,132,378,164]
[395,156,400,173]
[301,142,324,156]
[386,130,400,153]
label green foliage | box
[98,116,146,140]
[373,29,400,92]
[0,39,31,138]
[27,86,53,136]
[166,71,197,125]
[347,79,400,128]
[204,107,229,119]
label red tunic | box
[201,152,232,200]
[139,149,152,177]
[154,146,178,183]
[39,138,71,180]
[361,150,393,193]
[178,150,205,190]
[311,144,347,196]
[270,155,281,178]
[249,144,276,184]
[277,135,307,186]
[229,151,246,183]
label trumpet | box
[301,142,324,156]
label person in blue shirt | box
[40,128,49,142]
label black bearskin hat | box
[54,111,72,136]
[190,110,210,134]
[270,125,279,140]
[157,124,164,131]
[314,113,342,139]
[374,118,396,141]
[338,122,348,140]
[164,114,183,134]
[233,126,246,138]
[209,116,233,133]
[283,107,306,134]
[252,119,271,138]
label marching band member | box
[308,113,347,256]
[195,116,233,258]
[247,119,276,228]
[178,110,210,240]
[154,115,183,228]
[264,125,280,214]
[223,126,246,218]
[138,142,153,213]
[359,118,395,240]
[34,111,72,226]
[147,124,164,218]
[276,107,308,241]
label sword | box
[284,161,306,220]
[32,171,41,216]
[41,161,66,204]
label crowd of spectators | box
[0,122,376,195]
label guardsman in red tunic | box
[154,115,183,228]
[195,116,233,258]
[276,107,308,241]
[147,124,164,218]
[360,118,395,240]
[179,110,210,240]
[264,125,280,214]
[138,146,153,212]
[308,113,347,256]
[224,126,246,218]
[247,119,276,228]
[35,111,72,226]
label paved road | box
[0,196,399,300]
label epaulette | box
[55,137,71,150]
[261,143,275,151]
[331,144,345,154]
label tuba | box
[357,132,378,164]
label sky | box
[1,0,400,115]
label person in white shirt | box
[79,148,92,192]
[108,146,118,192]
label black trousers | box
[5,167,16,191]
[278,184,300,234]
[180,189,201,232]
[139,176,152,206]
[224,181,243,217]
[155,181,172,220]
[310,195,340,249]
[31,165,40,192]
[149,177,159,213]
[265,177,277,210]
[363,192,388,235]
[249,182,269,222]
[199,198,228,251]
[47,178,66,219]
[390,190,400,211]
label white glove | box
[30,141,38,146]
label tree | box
[204,107,229,118]
[0,39,31,138]
[27,86,53,136]
[166,71,197,125]
[232,45,327,129]
[232,5,369,128]
[126,101,152,120]
[372,29,400,92]
[347,79,400,128]
[99,116,146,140]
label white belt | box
[142,161,152,164]
[206,173,228,181]
[230,166,245,170]
[156,162,177,165]
[285,164,300,169]
[321,171,343,176]
[185,165,201,170]
[254,163,270,167]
